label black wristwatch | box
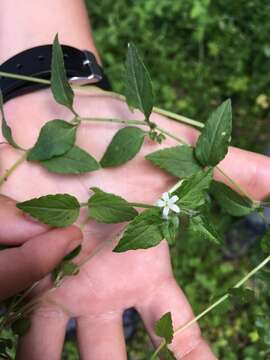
[0,45,111,103]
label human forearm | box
[0,0,100,63]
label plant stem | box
[150,339,166,360]
[0,71,205,129]
[128,202,156,209]
[0,71,50,85]
[216,165,257,203]
[152,254,270,358]
[156,126,188,145]
[153,106,204,129]
[0,151,28,187]
[78,116,147,127]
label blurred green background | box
[78,0,269,358]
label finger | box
[0,195,48,245]
[157,116,270,200]
[136,278,216,359]
[0,226,82,300]
[215,146,270,200]
[16,303,69,360]
[76,312,127,360]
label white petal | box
[170,195,179,203]
[156,199,165,207]
[162,206,170,218]
[162,192,170,201]
[170,204,180,213]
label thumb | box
[0,225,82,301]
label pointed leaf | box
[113,208,164,252]
[125,43,154,121]
[88,187,138,223]
[195,99,232,166]
[27,120,77,161]
[17,194,80,227]
[190,215,222,244]
[100,126,146,167]
[210,181,254,216]
[175,169,213,210]
[41,146,100,174]
[51,34,75,112]
[0,90,21,149]
[154,312,174,344]
[161,215,179,246]
[146,145,202,178]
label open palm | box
[2,89,269,360]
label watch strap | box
[0,45,111,103]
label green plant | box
[0,36,269,358]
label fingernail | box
[65,239,82,256]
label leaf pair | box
[17,189,139,228]
[26,119,100,174]
[146,99,232,178]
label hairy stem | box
[0,151,28,187]
[152,254,270,358]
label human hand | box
[0,89,269,360]
[0,194,82,302]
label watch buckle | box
[69,50,103,86]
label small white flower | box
[156,192,180,219]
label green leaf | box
[256,315,270,346]
[100,126,146,167]
[11,317,31,336]
[88,187,138,223]
[145,145,202,178]
[51,34,75,112]
[229,288,255,306]
[190,215,223,245]
[40,146,100,174]
[154,312,174,344]
[195,99,232,166]
[210,181,254,216]
[64,245,82,261]
[125,43,154,121]
[261,230,270,254]
[0,90,21,149]
[161,216,179,246]
[113,208,164,252]
[52,261,79,283]
[159,347,177,360]
[175,169,213,210]
[27,120,77,161]
[17,194,80,227]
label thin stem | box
[0,70,205,130]
[128,202,156,209]
[0,71,50,85]
[78,116,147,127]
[156,126,188,145]
[153,107,204,129]
[216,166,256,203]
[150,339,166,360]
[168,179,184,194]
[152,254,270,358]
[0,151,28,186]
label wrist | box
[0,0,100,64]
